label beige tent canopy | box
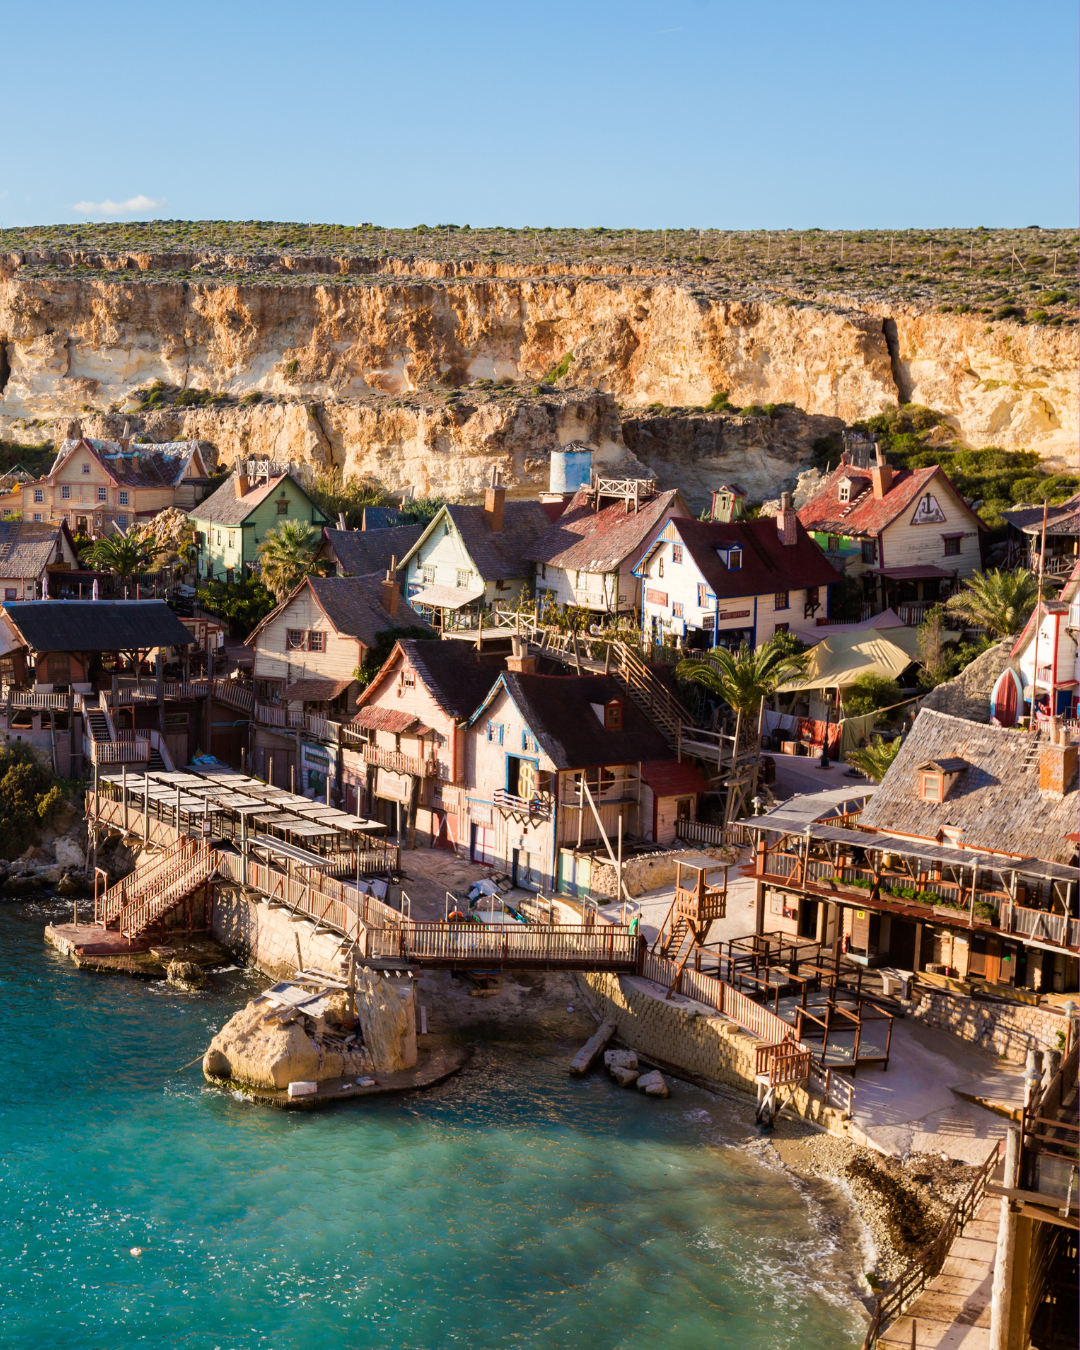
[778,626,922,694]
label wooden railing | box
[120,843,217,938]
[676,818,752,850]
[640,951,796,1043]
[362,743,436,776]
[2,688,85,709]
[493,788,553,820]
[94,837,196,925]
[862,1140,1003,1349]
[398,922,639,968]
[754,1042,812,1087]
[89,736,151,764]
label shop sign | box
[376,768,412,802]
[645,588,668,606]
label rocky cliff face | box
[0,257,1074,500]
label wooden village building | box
[318,524,425,577]
[0,520,82,603]
[24,437,210,536]
[189,469,328,581]
[1001,494,1079,578]
[635,495,841,649]
[748,709,1079,996]
[991,562,1080,726]
[798,448,986,624]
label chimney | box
[776,491,798,546]
[871,444,893,499]
[338,512,347,531]
[1040,726,1078,798]
[484,465,505,532]
[234,472,250,498]
[381,554,400,617]
[506,634,536,674]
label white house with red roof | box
[798,447,986,622]
[634,495,842,650]
[991,562,1080,725]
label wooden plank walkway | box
[879,1194,998,1349]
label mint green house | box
[188,471,328,581]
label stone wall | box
[579,971,847,1134]
[907,988,1072,1064]
[212,884,345,980]
[918,641,1011,724]
[587,845,731,899]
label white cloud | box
[71,193,167,216]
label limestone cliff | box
[0,257,1074,498]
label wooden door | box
[984,936,1002,985]
[471,824,496,866]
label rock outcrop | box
[1,260,1073,487]
[918,641,1013,724]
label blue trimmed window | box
[486,721,503,745]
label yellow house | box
[23,437,210,536]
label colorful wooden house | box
[189,470,328,581]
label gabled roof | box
[191,472,325,528]
[469,672,672,769]
[248,573,433,652]
[322,525,424,576]
[525,486,691,571]
[858,709,1078,863]
[643,516,840,600]
[2,600,196,653]
[354,638,501,722]
[48,438,205,490]
[0,521,73,581]
[798,463,987,537]
[397,501,552,581]
[1001,494,1080,536]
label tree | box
[845,735,902,784]
[842,672,903,716]
[676,636,810,732]
[80,527,158,580]
[306,466,393,530]
[0,744,64,858]
[944,568,1043,637]
[256,519,329,601]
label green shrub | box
[195,574,276,637]
[0,746,66,859]
[240,391,262,407]
[1038,289,1068,306]
[842,672,903,717]
[542,351,574,383]
[283,359,299,376]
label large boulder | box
[604,1048,638,1072]
[636,1070,671,1098]
[53,836,85,871]
[355,969,417,1072]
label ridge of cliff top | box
[2,222,1077,326]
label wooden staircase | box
[661,916,689,959]
[84,698,111,744]
[94,838,217,938]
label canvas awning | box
[408,585,486,610]
[777,627,922,693]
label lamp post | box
[819,698,832,771]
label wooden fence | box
[861,1140,1003,1349]
[676,818,753,850]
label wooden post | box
[989,1127,1020,1350]
[1030,500,1048,727]
[122,762,128,833]
[143,771,151,839]
[290,762,296,793]
[294,931,304,975]
[269,755,274,789]
[175,785,181,835]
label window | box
[287,629,305,650]
[32,513,41,522]
[672,601,684,618]
[118,490,129,506]
[522,731,537,753]
[97,486,107,501]
[457,569,472,589]
[697,583,709,608]
[774,622,789,634]
[838,477,853,504]
[728,547,742,570]
[672,543,683,564]
[774,591,789,610]
[82,463,91,474]
[575,569,587,588]
[861,539,877,564]
[422,564,435,583]
[657,556,664,578]
[228,530,237,550]
[604,700,623,730]
[538,563,546,579]
[4,588,16,600]
[33,488,43,503]
[216,530,222,547]
[944,536,961,557]
[919,772,941,802]
[486,721,503,745]
[402,669,415,687]
[117,514,127,529]
[277,499,289,514]
[308,631,324,652]
[61,485,70,500]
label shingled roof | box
[190,473,305,527]
[858,708,1078,863]
[50,438,204,490]
[525,486,690,571]
[798,463,986,537]
[400,501,552,581]
[322,525,424,577]
[248,573,433,653]
[474,672,672,769]
[657,517,841,600]
[0,521,69,580]
[1001,494,1080,536]
[2,600,196,653]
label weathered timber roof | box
[798,463,986,537]
[662,517,841,601]
[322,525,424,576]
[2,600,196,653]
[473,672,672,769]
[525,487,689,571]
[282,678,353,702]
[1001,495,1080,536]
[351,706,420,733]
[50,438,205,490]
[306,575,432,650]
[858,708,1078,864]
[396,639,503,720]
[191,473,326,528]
[0,521,68,581]
[399,501,552,582]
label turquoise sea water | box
[0,898,864,1349]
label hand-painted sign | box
[912,493,947,525]
[717,610,751,621]
[645,588,668,606]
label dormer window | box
[716,545,742,570]
[605,699,623,730]
[916,757,969,803]
[838,477,853,504]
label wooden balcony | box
[362,744,436,777]
[493,788,553,821]
[673,854,728,923]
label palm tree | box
[944,568,1043,637]
[80,528,158,581]
[845,734,902,783]
[676,636,810,750]
[256,520,329,600]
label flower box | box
[933,905,962,918]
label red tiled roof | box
[640,759,709,797]
[526,487,690,571]
[665,517,841,601]
[798,463,986,536]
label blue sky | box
[4,0,1077,229]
